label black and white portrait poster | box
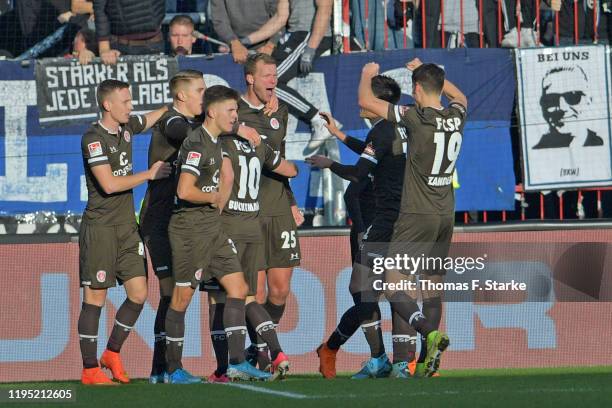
[516,45,612,190]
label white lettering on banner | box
[0,274,70,362]
[0,81,67,202]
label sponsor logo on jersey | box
[112,163,133,176]
[88,142,103,157]
[96,270,106,283]
[123,130,131,143]
[109,146,118,154]
[195,268,203,281]
[186,151,201,166]
[119,152,128,166]
[270,118,280,130]
[290,253,300,261]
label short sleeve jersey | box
[387,102,467,215]
[81,115,146,225]
[220,135,281,241]
[237,98,292,216]
[141,107,199,223]
[359,120,407,216]
[170,126,224,232]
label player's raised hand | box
[305,155,333,169]
[362,62,380,78]
[319,112,339,135]
[100,49,120,65]
[264,92,279,116]
[406,58,423,71]
[238,124,262,147]
[291,205,304,227]
[149,161,172,180]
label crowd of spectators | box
[0,0,610,61]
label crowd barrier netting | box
[1,227,612,382]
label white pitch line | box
[224,382,310,399]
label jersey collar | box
[97,120,119,135]
[241,96,264,111]
[202,125,218,143]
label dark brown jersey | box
[81,115,146,225]
[220,135,281,241]
[140,107,199,224]
[169,125,224,234]
[387,102,467,215]
[237,98,295,217]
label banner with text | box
[35,56,178,127]
[516,45,612,191]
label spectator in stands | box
[440,0,480,48]
[93,0,165,65]
[352,0,415,50]
[546,0,609,46]
[17,0,71,50]
[71,27,97,64]
[499,0,536,47]
[414,0,441,47]
[210,0,283,64]
[70,0,93,20]
[168,14,196,56]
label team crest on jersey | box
[186,151,201,166]
[88,142,103,157]
[123,130,131,143]
[96,270,106,283]
[194,268,203,281]
[270,117,280,130]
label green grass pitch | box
[2,366,612,408]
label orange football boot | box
[100,350,130,383]
[316,343,338,379]
[81,367,116,385]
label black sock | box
[357,297,385,358]
[327,304,360,350]
[224,298,247,365]
[151,296,171,374]
[106,298,143,353]
[209,303,229,376]
[246,319,258,344]
[418,297,442,363]
[78,302,102,369]
[263,300,285,326]
[246,302,282,360]
[388,292,434,336]
[391,304,417,363]
[165,307,186,374]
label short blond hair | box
[169,70,204,99]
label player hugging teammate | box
[78,52,465,384]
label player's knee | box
[268,282,290,301]
[226,281,248,299]
[128,288,148,304]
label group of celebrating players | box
[76,51,467,385]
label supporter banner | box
[516,45,612,190]
[0,49,515,215]
[1,229,612,382]
[35,56,179,127]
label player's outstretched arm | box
[141,105,169,132]
[91,161,171,195]
[273,159,298,178]
[176,172,219,206]
[358,63,390,120]
[218,157,234,212]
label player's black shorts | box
[356,211,398,268]
[200,240,264,296]
[389,213,455,276]
[260,214,301,269]
[170,229,242,289]
[140,219,172,280]
[79,222,147,289]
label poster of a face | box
[517,46,612,190]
